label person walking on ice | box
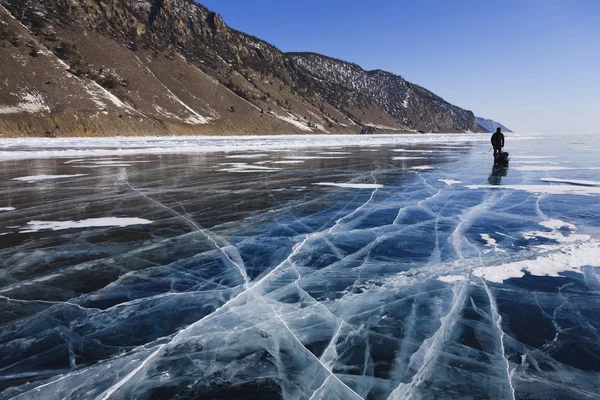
[491,127,505,155]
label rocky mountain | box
[476,117,513,133]
[0,0,486,137]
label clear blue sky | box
[200,0,600,133]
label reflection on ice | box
[0,132,599,399]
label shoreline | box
[0,133,488,161]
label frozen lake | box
[1,133,599,399]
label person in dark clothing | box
[491,127,505,155]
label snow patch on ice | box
[313,182,383,189]
[540,178,600,187]
[226,154,269,159]
[283,155,347,160]
[0,207,16,212]
[393,156,427,160]
[270,160,306,164]
[19,217,153,233]
[466,184,600,196]
[539,219,577,231]
[411,166,433,170]
[516,161,560,165]
[82,161,148,166]
[511,156,557,159]
[481,234,498,248]
[473,240,600,283]
[437,275,466,283]
[523,219,589,243]
[11,174,87,182]
[438,179,462,186]
[78,164,132,168]
[514,166,594,172]
[217,163,281,173]
[64,158,121,164]
[393,149,437,153]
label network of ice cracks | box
[1,133,599,399]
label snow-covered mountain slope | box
[476,117,513,133]
[289,53,484,133]
[1,0,489,137]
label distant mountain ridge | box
[289,52,482,133]
[476,117,513,133]
[1,0,489,137]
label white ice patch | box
[283,156,347,160]
[481,234,498,248]
[270,160,306,164]
[523,219,589,243]
[438,179,462,186]
[539,219,577,231]
[226,154,269,159]
[473,240,600,283]
[411,166,433,170]
[77,164,131,168]
[437,275,466,283]
[393,149,437,153]
[393,156,427,160]
[511,156,556,159]
[64,158,122,164]
[84,161,147,165]
[540,178,600,187]
[313,182,383,189]
[217,163,281,173]
[0,91,50,115]
[11,174,87,182]
[516,161,561,164]
[514,166,587,172]
[466,184,600,196]
[0,207,16,212]
[480,233,505,253]
[19,217,153,233]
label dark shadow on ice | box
[488,163,508,185]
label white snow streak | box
[20,218,153,233]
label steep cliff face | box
[0,0,486,137]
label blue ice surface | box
[0,133,599,399]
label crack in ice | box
[124,180,250,287]
[480,278,516,400]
